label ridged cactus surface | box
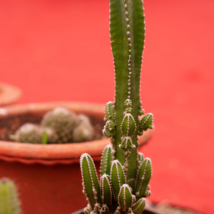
[0,178,21,214]
[80,0,153,213]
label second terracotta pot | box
[0,82,21,106]
[0,102,153,214]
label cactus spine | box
[0,178,21,214]
[80,0,153,213]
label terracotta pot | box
[0,82,22,106]
[0,102,153,214]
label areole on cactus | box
[80,0,153,213]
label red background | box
[0,0,214,213]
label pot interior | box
[0,107,105,143]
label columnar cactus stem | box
[100,145,113,176]
[80,154,101,209]
[118,184,133,212]
[110,160,125,200]
[0,178,21,214]
[80,0,153,213]
[100,174,112,206]
[109,0,146,189]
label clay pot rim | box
[0,102,153,164]
[0,82,22,106]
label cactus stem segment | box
[132,198,146,214]
[135,158,152,198]
[100,145,113,176]
[80,153,101,208]
[100,174,112,206]
[110,160,125,200]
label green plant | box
[11,107,95,144]
[40,127,59,144]
[11,123,58,144]
[0,178,21,214]
[12,123,42,144]
[80,0,153,213]
[73,114,94,142]
[41,107,78,143]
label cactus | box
[13,123,59,144]
[73,124,94,142]
[0,178,21,214]
[80,0,154,213]
[100,145,113,176]
[12,108,95,144]
[73,114,94,142]
[77,114,94,130]
[41,107,77,143]
[40,127,59,144]
[14,123,41,144]
[80,154,101,209]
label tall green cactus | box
[80,0,153,213]
[0,178,21,214]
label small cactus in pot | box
[41,107,78,144]
[12,123,59,144]
[73,114,94,142]
[42,108,95,144]
[12,123,41,144]
[11,107,95,144]
[80,0,153,213]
